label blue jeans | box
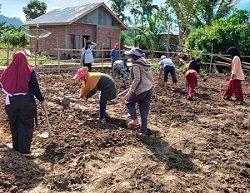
[126,89,152,135]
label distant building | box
[24,2,128,58]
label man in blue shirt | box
[110,43,120,67]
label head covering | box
[73,67,88,80]
[195,58,201,63]
[161,55,166,60]
[0,51,32,95]
[125,48,144,61]
[73,67,102,98]
[114,43,119,47]
[227,47,240,58]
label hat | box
[114,43,119,47]
[124,48,143,57]
[73,67,88,80]
[161,55,166,60]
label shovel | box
[37,110,53,138]
[61,95,79,109]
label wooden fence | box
[1,47,250,72]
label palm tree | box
[195,0,238,26]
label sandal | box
[235,101,243,105]
[128,120,141,128]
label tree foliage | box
[0,24,28,48]
[23,0,47,21]
[185,10,250,57]
[108,0,130,23]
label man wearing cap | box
[124,48,154,137]
[158,55,178,89]
[110,43,120,67]
[73,67,117,121]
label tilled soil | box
[0,68,249,193]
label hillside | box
[0,15,23,27]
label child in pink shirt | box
[223,47,244,104]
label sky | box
[1,0,250,22]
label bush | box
[185,10,250,61]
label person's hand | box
[41,100,48,111]
[125,91,131,101]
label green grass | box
[151,63,160,70]
[0,48,52,66]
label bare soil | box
[0,68,249,193]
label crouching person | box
[158,55,178,89]
[73,67,117,121]
[185,69,198,99]
[112,55,129,89]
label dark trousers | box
[5,94,36,154]
[126,89,152,135]
[164,66,177,83]
[84,63,92,72]
[223,79,243,101]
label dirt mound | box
[0,70,249,193]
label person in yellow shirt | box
[73,67,117,120]
[223,47,245,105]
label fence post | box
[209,44,213,73]
[57,38,60,74]
[101,44,104,72]
[6,36,10,65]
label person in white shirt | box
[158,55,178,89]
[80,40,97,72]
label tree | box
[109,0,130,23]
[23,0,47,21]
[185,10,250,58]
[1,25,28,48]
[194,0,237,26]
[165,0,237,47]
[129,0,158,48]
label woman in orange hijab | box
[73,67,117,120]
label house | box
[24,2,128,58]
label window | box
[71,35,80,49]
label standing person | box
[80,40,97,72]
[0,51,48,156]
[124,48,154,136]
[158,55,178,89]
[73,67,117,121]
[185,69,198,99]
[110,43,120,67]
[223,47,245,104]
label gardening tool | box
[117,88,129,97]
[37,110,53,139]
[61,95,79,109]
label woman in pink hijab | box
[0,51,48,157]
